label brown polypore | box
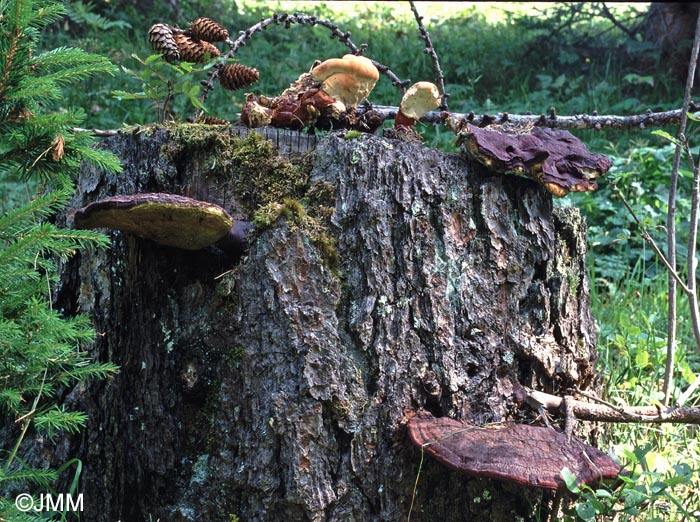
[406,410,620,491]
[74,193,234,250]
[457,123,612,197]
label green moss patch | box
[254,198,339,273]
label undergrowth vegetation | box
[5,0,700,519]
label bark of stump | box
[34,125,596,521]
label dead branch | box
[362,104,700,131]
[516,384,700,425]
[409,1,449,111]
[77,104,700,138]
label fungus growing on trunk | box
[456,123,612,197]
[74,193,237,251]
[406,410,620,491]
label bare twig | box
[610,181,692,295]
[196,12,409,117]
[409,1,449,111]
[665,8,700,406]
[599,3,639,39]
[73,127,120,137]
[518,385,700,425]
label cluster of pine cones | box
[148,17,259,92]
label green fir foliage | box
[0,0,120,183]
[1,0,120,518]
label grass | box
[35,1,700,519]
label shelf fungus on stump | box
[406,410,620,491]
[456,123,612,197]
[73,193,248,253]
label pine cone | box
[175,33,220,63]
[218,64,259,91]
[189,17,229,42]
[149,23,180,62]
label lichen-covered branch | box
[362,104,700,130]
[77,104,700,137]
[197,12,408,110]
[409,1,449,111]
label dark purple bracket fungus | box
[406,410,620,491]
[74,193,245,252]
[457,123,612,197]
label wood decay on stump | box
[11,124,603,522]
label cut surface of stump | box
[458,123,612,197]
[407,410,620,490]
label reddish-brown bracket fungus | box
[74,193,235,251]
[457,123,612,197]
[406,410,620,491]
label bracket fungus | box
[310,54,380,113]
[395,81,442,128]
[406,410,620,491]
[383,81,441,143]
[456,123,612,197]
[74,193,243,251]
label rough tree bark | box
[25,125,597,521]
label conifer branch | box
[0,10,22,101]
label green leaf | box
[188,96,207,111]
[575,502,598,520]
[634,350,649,368]
[594,489,613,499]
[623,73,654,87]
[560,467,579,493]
[111,90,149,100]
[651,130,680,146]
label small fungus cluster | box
[241,54,384,133]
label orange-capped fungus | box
[310,54,380,113]
[406,410,620,491]
[74,193,234,251]
[395,81,441,128]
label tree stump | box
[41,125,596,521]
